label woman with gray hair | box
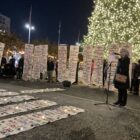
[114,48,130,107]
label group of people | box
[0,55,24,79]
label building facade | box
[0,13,10,33]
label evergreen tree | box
[83,0,140,61]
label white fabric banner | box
[0,42,5,64]
[82,46,93,85]
[32,45,43,80]
[23,44,34,81]
[58,45,67,82]
[0,106,84,139]
[92,46,104,86]
[68,45,79,83]
[106,44,119,91]
[40,45,48,78]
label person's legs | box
[134,79,139,95]
[114,89,123,105]
[121,89,127,106]
[47,71,51,82]
[50,71,53,82]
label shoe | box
[113,101,120,105]
[119,103,126,107]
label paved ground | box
[0,78,140,140]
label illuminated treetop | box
[83,0,140,61]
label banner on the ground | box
[0,100,57,117]
[82,46,93,85]
[68,45,79,83]
[0,106,84,139]
[0,95,35,105]
[58,45,67,82]
[0,42,5,64]
[23,44,34,81]
[92,46,104,86]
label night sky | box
[0,0,93,44]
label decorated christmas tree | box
[83,0,140,61]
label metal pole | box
[28,27,31,44]
[58,21,61,46]
[28,5,32,44]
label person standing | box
[9,55,16,77]
[103,59,108,87]
[17,55,24,79]
[47,57,54,83]
[54,57,58,82]
[73,60,80,84]
[130,63,137,94]
[133,60,140,95]
[114,48,130,107]
[0,56,7,76]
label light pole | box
[58,21,61,46]
[25,23,35,44]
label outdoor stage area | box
[0,79,139,140]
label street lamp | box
[25,23,35,44]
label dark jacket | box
[114,56,130,89]
[18,57,24,69]
[1,57,7,67]
[47,61,54,71]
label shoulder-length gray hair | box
[120,48,130,57]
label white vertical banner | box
[82,46,93,85]
[58,45,67,82]
[92,46,104,86]
[40,45,48,78]
[68,45,79,83]
[23,44,34,81]
[32,45,43,80]
[106,44,119,91]
[0,42,5,64]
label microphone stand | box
[94,62,114,110]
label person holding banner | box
[114,48,130,107]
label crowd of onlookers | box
[0,55,24,79]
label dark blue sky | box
[0,0,93,44]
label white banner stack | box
[40,45,48,78]
[58,45,67,82]
[68,45,79,83]
[32,45,43,80]
[23,44,34,81]
[106,44,119,91]
[92,46,104,86]
[0,42,5,64]
[82,46,93,85]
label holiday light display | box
[83,0,140,61]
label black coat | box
[47,61,54,71]
[114,56,130,89]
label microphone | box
[113,52,120,55]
